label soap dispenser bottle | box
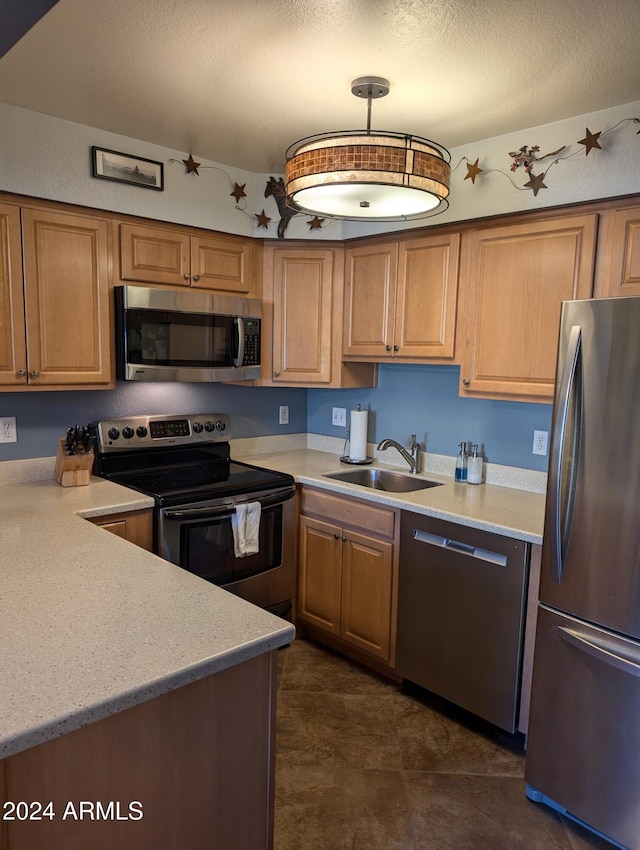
[455,442,468,482]
[467,444,484,485]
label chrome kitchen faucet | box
[376,434,420,474]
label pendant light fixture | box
[284,77,450,221]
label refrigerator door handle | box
[558,625,640,679]
[548,324,582,584]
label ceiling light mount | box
[284,76,450,222]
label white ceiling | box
[1,0,639,175]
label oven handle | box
[162,486,295,521]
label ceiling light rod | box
[351,76,390,134]
[284,76,451,221]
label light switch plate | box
[332,407,347,427]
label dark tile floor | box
[274,637,614,850]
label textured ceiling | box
[1,0,639,174]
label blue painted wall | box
[308,364,552,472]
[1,364,552,470]
[0,382,307,461]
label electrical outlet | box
[532,429,548,456]
[278,405,289,425]
[0,417,17,443]
[332,407,347,427]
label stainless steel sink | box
[323,468,443,493]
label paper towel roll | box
[349,409,368,461]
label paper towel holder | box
[340,404,373,464]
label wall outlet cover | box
[0,417,17,443]
[278,405,289,425]
[532,430,548,456]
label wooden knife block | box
[54,437,94,487]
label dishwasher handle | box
[412,529,508,567]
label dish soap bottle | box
[455,442,468,482]
[467,444,484,485]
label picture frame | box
[91,146,164,191]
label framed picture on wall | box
[91,146,164,191]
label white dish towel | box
[231,501,261,557]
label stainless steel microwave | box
[115,285,261,382]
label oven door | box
[158,487,295,609]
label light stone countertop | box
[233,447,546,545]
[0,477,294,759]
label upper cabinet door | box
[0,203,27,386]
[343,243,397,357]
[191,235,254,294]
[599,205,640,297]
[394,233,460,359]
[21,208,112,386]
[459,214,597,402]
[272,249,335,383]
[119,222,191,286]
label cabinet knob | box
[341,536,347,543]
[29,370,40,379]
[334,533,340,540]
[183,273,191,280]
[16,370,27,378]
[393,344,399,352]
[273,370,280,378]
[193,274,200,282]
[385,345,391,352]
[463,377,470,386]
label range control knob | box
[204,421,215,432]
[136,426,148,438]
[192,422,203,434]
[215,419,226,432]
[122,426,134,439]
[107,427,120,441]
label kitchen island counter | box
[0,476,294,761]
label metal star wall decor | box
[455,116,639,198]
[182,154,201,174]
[578,128,602,155]
[168,156,332,236]
[230,183,247,202]
[464,158,483,183]
[255,209,271,229]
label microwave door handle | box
[234,317,245,367]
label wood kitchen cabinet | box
[343,232,460,361]
[458,213,597,402]
[87,508,154,551]
[118,221,260,296]
[297,487,399,667]
[0,203,112,390]
[596,202,640,297]
[259,243,376,387]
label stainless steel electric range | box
[93,413,296,619]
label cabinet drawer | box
[301,488,395,539]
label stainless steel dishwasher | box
[396,512,529,733]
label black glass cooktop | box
[96,444,294,507]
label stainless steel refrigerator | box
[525,296,640,849]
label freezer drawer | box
[396,513,529,733]
[526,605,640,850]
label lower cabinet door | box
[341,530,393,661]
[298,515,342,636]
